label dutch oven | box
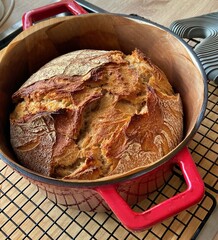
[0,0,207,231]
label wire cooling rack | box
[0,24,217,240]
[0,161,216,240]
[186,38,218,194]
[0,39,217,240]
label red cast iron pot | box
[0,0,207,231]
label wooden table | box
[0,0,56,33]
[86,0,218,27]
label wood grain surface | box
[0,0,56,32]
[86,0,218,27]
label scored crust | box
[10,49,183,180]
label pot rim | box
[0,13,208,187]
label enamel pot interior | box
[0,13,207,187]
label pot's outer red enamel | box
[0,0,207,231]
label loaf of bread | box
[10,49,183,180]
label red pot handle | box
[22,0,88,30]
[96,147,204,231]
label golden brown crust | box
[10,49,183,180]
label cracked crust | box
[10,49,183,180]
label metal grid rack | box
[186,39,218,194]
[0,161,216,240]
[0,29,217,240]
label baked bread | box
[10,49,183,180]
